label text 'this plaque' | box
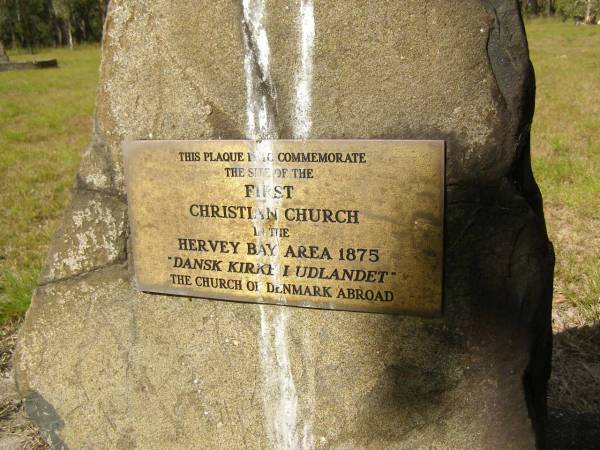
[124,140,444,316]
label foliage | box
[0,0,108,50]
[554,0,600,19]
[1,0,598,50]
[523,0,600,19]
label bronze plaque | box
[124,140,444,316]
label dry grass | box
[546,204,600,419]
[0,321,19,375]
[527,18,600,447]
[0,402,49,450]
[528,19,600,327]
[548,207,600,332]
[0,320,49,449]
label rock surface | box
[15,1,554,449]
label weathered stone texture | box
[38,190,127,285]
[16,1,553,449]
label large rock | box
[15,1,554,448]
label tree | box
[51,0,73,49]
[529,0,539,15]
[585,0,597,22]
[0,40,8,61]
[0,0,109,49]
[14,0,54,51]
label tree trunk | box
[100,4,105,34]
[585,0,595,24]
[0,42,8,63]
[56,24,63,47]
[67,21,74,49]
[528,0,538,16]
[51,1,63,47]
[545,0,554,16]
[100,0,107,32]
[15,0,22,48]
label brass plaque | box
[124,140,444,316]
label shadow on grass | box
[548,322,600,449]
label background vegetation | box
[525,0,600,21]
[0,0,598,51]
[0,0,108,50]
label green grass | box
[0,270,38,323]
[527,19,600,325]
[0,46,101,323]
[528,19,600,215]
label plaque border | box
[123,139,445,317]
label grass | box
[528,19,600,215]
[527,19,600,326]
[0,46,101,323]
[526,19,600,426]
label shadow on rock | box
[24,391,69,450]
